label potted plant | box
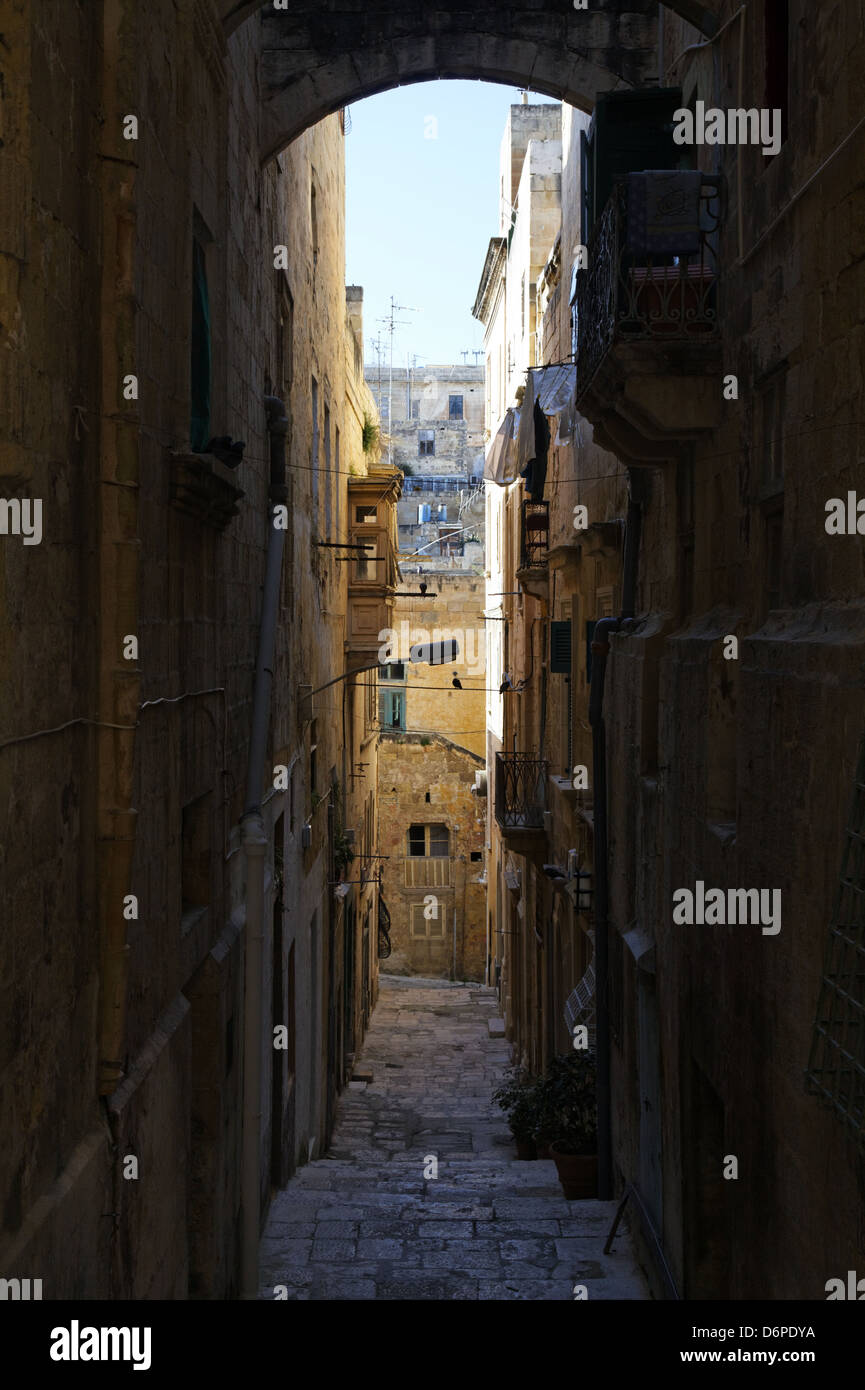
[493,1066,540,1160]
[530,1079,559,1160]
[542,1052,598,1198]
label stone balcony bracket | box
[169,451,245,530]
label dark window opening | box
[764,0,789,149]
[276,282,294,397]
[309,720,318,799]
[449,394,464,420]
[190,237,211,451]
[418,429,435,458]
[470,851,482,862]
[381,662,405,682]
[765,507,784,612]
[407,823,449,857]
[182,792,211,923]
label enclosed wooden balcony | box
[345,470,402,661]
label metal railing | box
[520,499,549,570]
[575,175,721,399]
[494,752,547,831]
[377,893,392,959]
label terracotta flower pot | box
[514,1137,537,1161]
[549,1142,598,1198]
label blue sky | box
[346,81,558,371]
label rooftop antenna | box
[369,333,386,418]
[379,296,419,464]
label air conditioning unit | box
[301,822,312,849]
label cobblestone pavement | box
[259,976,650,1300]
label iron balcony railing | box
[494,752,548,831]
[575,174,721,399]
[520,499,549,570]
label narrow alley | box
[258,978,648,1300]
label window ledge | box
[169,451,245,530]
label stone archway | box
[218,0,721,163]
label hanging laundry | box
[483,407,521,485]
[520,398,550,502]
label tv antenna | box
[378,296,419,464]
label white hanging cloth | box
[483,407,521,485]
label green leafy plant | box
[493,1065,541,1143]
[533,1051,597,1154]
[361,415,379,454]
[333,827,355,878]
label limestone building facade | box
[0,0,396,1299]
[476,9,865,1302]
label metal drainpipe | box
[241,394,288,1301]
[588,485,642,1202]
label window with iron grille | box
[418,429,435,457]
[806,734,865,1148]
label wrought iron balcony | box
[520,500,549,569]
[573,174,722,459]
[494,752,547,834]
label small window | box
[379,689,405,731]
[276,281,294,396]
[380,663,405,681]
[407,823,449,857]
[355,505,377,524]
[418,429,435,458]
[448,395,464,420]
[470,851,482,862]
[411,401,420,420]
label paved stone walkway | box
[259,977,650,1300]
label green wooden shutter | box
[550,619,572,674]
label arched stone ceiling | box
[216,1,721,164]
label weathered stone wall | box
[386,571,488,759]
[378,736,486,981]
[0,0,374,1299]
